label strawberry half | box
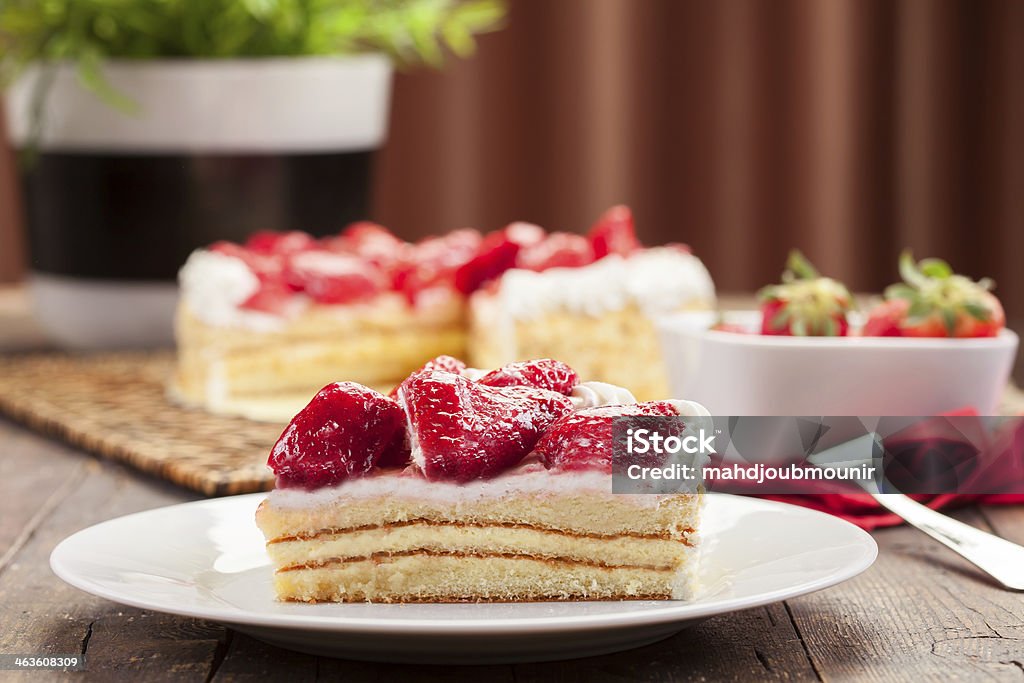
[757,250,853,336]
[400,371,573,482]
[535,402,683,473]
[516,232,594,271]
[587,205,641,259]
[881,251,1005,338]
[478,358,579,395]
[268,382,408,489]
[454,222,544,294]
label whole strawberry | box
[877,251,1004,338]
[758,250,853,336]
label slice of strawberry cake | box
[255,356,709,603]
[174,225,481,420]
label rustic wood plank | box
[210,633,318,682]
[210,632,515,681]
[785,507,1024,681]
[0,422,225,682]
[513,602,820,682]
[0,418,88,569]
[83,612,224,682]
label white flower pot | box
[4,56,393,349]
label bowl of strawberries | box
[658,251,1018,416]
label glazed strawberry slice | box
[245,230,316,255]
[535,401,683,473]
[516,232,594,271]
[587,205,641,259]
[400,371,573,482]
[285,250,383,305]
[478,359,579,395]
[269,382,408,489]
[388,355,468,400]
[454,222,545,294]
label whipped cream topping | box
[495,247,715,320]
[570,381,637,410]
[178,249,287,331]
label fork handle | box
[870,493,1024,591]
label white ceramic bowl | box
[657,311,1019,416]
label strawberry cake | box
[174,206,714,419]
[255,356,709,603]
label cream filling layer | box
[267,523,695,570]
[269,465,645,508]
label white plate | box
[51,493,876,664]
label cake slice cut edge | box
[256,471,703,603]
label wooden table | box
[2,284,1024,681]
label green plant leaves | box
[0,0,508,89]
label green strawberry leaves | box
[783,250,820,282]
[759,250,853,336]
[888,250,997,335]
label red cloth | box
[755,492,1024,531]
[746,409,1024,530]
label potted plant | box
[0,0,503,348]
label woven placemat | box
[0,351,280,496]
[1,351,1022,497]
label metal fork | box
[810,432,1024,591]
